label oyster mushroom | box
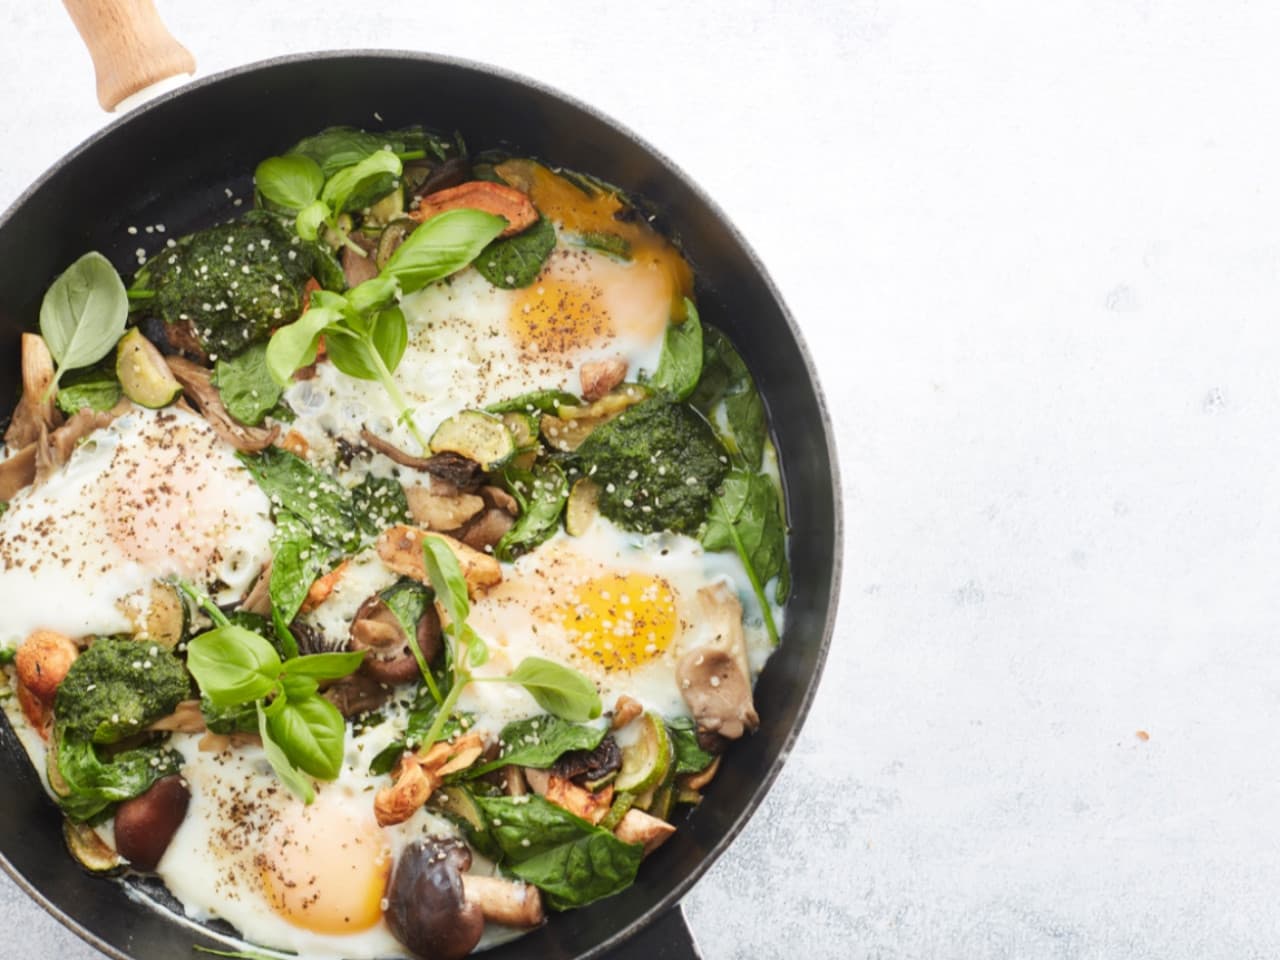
[4,333,62,449]
[674,582,760,740]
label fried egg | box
[0,406,273,646]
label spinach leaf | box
[702,470,788,645]
[201,694,257,735]
[667,716,715,774]
[237,447,362,551]
[474,216,556,289]
[474,795,643,909]
[689,327,767,471]
[486,389,580,415]
[54,362,120,415]
[53,732,181,822]
[39,252,128,389]
[506,658,602,722]
[269,510,328,630]
[212,343,283,426]
[254,154,323,211]
[466,715,606,778]
[647,298,702,401]
[383,208,507,295]
[568,230,631,261]
[289,126,452,178]
[353,474,413,536]
[496,462,568,561]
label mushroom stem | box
[613,808,677,856]
[462,875,545,928]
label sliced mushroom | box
[553,736,622,787]
[580,356,627,402]
[480,484,519,515]
[300,559,349,614]
[147,699,206,733]
[503,764,528,797]
[4,333,62,449]
[410,155,471,201]
[457,508,515,552]
[386,839,485,960]
[165,355,279,453]
[613,807,676,856]
[377,526,502,597]
[611,694,644,730]
[375,757,439,827]
[544,774,614,825]
[681,755,721,792]
[240,560,273,616]
[405,484,485,531]
[675,582,759,740]
[349,594,442,686]
[342,232,379,287]
[0,444,36,500]
[323,672,393,718]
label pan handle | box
[61,0,194,111]
[610,905,704,960]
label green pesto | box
[135,214,316,359]
[54,637,190,744]
[574,399,727,536]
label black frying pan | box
[0,46,842,960]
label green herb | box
[266,210,505,451]
[473,795,643,909]
[212,343,283,426]
[237,447,362,551]
[568,230,632,261]
[179,580,363,801]
[321,150,401,215]
[288,125,451,178]
[254,154,324,212]
[667,716,716,774]
[377,579,439,700]
[54,361,121,415]
[193,945,291,960]
[474,216,556,289]
[647,298,703,401]
[503,658,602,722]
[54,637,190,744]
[702,470,788,643]
[496,462,568,561]
[574,398,728,536]
[201,694,257,735]
[352,474,413,536]
[39,251,128,392]
[466,715,606,778]
[690,326,767,471]
[0,647,14,665]
[486,389,580,415]
[267,511,327,651]
[52,731,182,822]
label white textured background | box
[1,1,1279,958]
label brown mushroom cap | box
[349,595,441,685]
[114,775,190,872]
[386,838,484,960]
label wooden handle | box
[62,0,195,111]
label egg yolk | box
[510,277,613,356]
[559,572,678,671]
[259,798,391,934]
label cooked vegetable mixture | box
[0,125,788,959]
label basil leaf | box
[281,650,365,680]
[420,534,471,638]
[265,303,342,386]
[323,327,381,381]
[371,306,408,373]
[474,216,556,289]
[265,693,346,780]
[290,126,437,178]
[321,150,401,215]
[55,362,121,415]
[347,275,398,315]
[647,298,702,401]
[39,252,128,386]
[496,462,568,561]
[268,510,328,630]
[238,448,362,552]
[186,626,282,707]
[486,389,580,415]
[295,200,331,242]
[384,208,507,294]
[667,716,715,774]
[279,673,319,700]
[689,326,766,471]
[467,715,606,778]
[474,795,643,910]
[257,702,315,803]
[212,343,283,426]
[255,155,324,211]
[506,657,601,722]
[52,731,182,822]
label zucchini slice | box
[565,478,600,536]
[64,820,122,875]
[116,329,181,408]
[614,712,672,795]
[430,410,516,472]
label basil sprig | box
[39,251,128,393]
[176,580,363,803]
[265,209,505,450]
[411,535,602,751]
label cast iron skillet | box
[0,50,841,960]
